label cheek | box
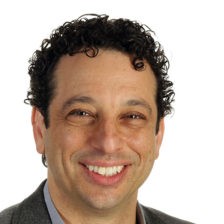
[45,127,90,179]
[45,126,86,162]
[126,129,157,187]
[57,127,88,153]
[125,128,156,162]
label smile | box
[86,165,124,176]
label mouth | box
[85,165,124,177]
[81,162,129,186]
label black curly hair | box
[25,14,174,132]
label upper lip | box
[79,160,131,167]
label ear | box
[31,107,46,154]
[154,118,165,159]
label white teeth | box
[86,165,124,176]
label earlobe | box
[155,118,165,159]
[32,107,46,154]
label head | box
[25,14,174,130]
[27,14,174,215]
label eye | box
[121,112,147,121]
[66,109,96,125]
[69,109,90,117]
[120,112,148,128]
[125,113,146,120]
[126,114,145,119]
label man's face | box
[33,50,164,211]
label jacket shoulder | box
[0,181,51,224]
[141,205,195,224]
[0,204,19,224]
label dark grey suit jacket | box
[0,181,194,224]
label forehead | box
[53,50,157,103]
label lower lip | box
[82,165,128,186]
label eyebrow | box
[125,99,153,114]
[61,96,153,114]
[62,96,96,111]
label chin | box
[78,189,125,211]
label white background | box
[0,0,223,223]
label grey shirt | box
[43,183,64,224]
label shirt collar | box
[43,182,64,224]
[136,202,147,224]
[44,181,146,224]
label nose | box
[89,118,123,153]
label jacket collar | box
[12,180,51,224]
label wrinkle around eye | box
[121,112,147,120]
[120,112,149,128]
[126,114,146,120]
[66,109,96,125]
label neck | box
[60,202,137,224]
[48,181,138,224]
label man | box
[0,14,193,224]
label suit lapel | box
[11,180,52,224]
